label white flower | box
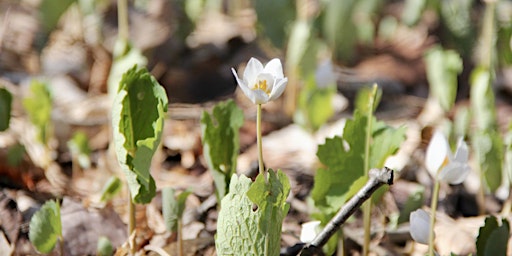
[231,58,288,104]
[425,130,470,185]
[300,220,321,243]
[409,209,431,245]
[315,59,336,89]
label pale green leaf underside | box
[216,171,290,256]
[29,200,61,253]
[112,66,168,204]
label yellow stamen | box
[253,80,270,95]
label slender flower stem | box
[362,84,378,256]
[117,0,129,41]
[428,179,441,256]
[256,104,264,176]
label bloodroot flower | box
[425,130,471,185]
[231,58,288,104]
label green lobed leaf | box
[100,176,123,202]
[22,80,52,144]
[472,130,503,193]
[216,171,290,256]
[397,187,424,225]
[200,99,243,200]
[38,0,76,49]
[112,65,168,204]
[162,187,192,232]
[476,216,510,256]
[425,45,462,112]
[29,200,62,254]
[312,88,405,214]
[0,87,12,131]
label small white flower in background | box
[425,130,471,185]
[231,57,288,104]
[315,59,336,89]
[300,220,321,243]
[409,209,431,245]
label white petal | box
[439,162,470,185]
[231,68,245,87]
[268,78,288,101]
[257,73,275,92]
[410,209,431,245]
[263,58,284,79]
[244,58,264,85]
[453,138,469,163]
[250,89,270,104]
[425,131,450,177]
[300,221,321,243]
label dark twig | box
[298,167,394,256]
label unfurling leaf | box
[201,99,243,200]
[100,176,123,202]
[29,200,62,253]
[216,170,290,256]
[112,66,168,204]
[162,187,192,232]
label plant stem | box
[256,104,265,177]
[128,192,136,254]
[178,220,183,256]
[117,0,129,41]
[59,236,64,256]
[362,84,378,256]
[300,168,394,256]
[428,179,440,256]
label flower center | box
[253,79,271,95]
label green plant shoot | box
[23,80,52,145]
[100,176,123,203]
[67,131,91,170]
[111,65,168,204]
[201,99,243,200]
[29,200,63,254]
[162,187,192,233]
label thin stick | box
[300,167,394,255]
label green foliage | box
[476,216,510,256]
[312,88,405,214]
[296,75,337,131]
[96,236,114,256]
[107,39,148,99]
[112,66,168,204]
[471,67,497,131]
[29,200,62,254]
[397,187,424,225]
[322,0,358,62]
[253,0,295,48]
[401,0,428,26]
[470,67,502,193]
[201,99,243,200]
[439,0,475,56]
[38,0,77,48]
[425,46,463,111]
[100,176,123,202]
[0,87,12,131]
[23,80,52,144]
[162,187,192,232]
[472,131,503,193]
[216,170,290,256]
[67,131,91,169]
